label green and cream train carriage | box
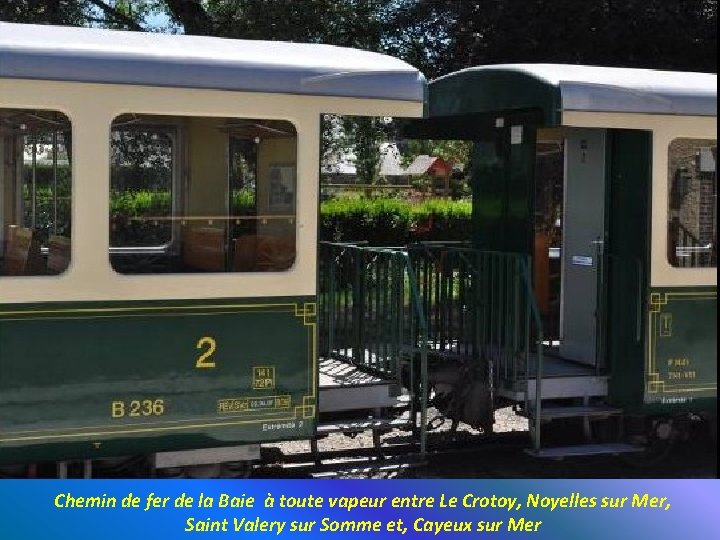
[0,21,716,471]
[0,22,425,471]
[410,65,716,456]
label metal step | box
[317,418,411,435]
[318,357,400,413]
[498,376,609,401]
[319,384,401,413]
[526,376,608,399]
[525,443,644,458]
[281,454,426,478]
[532,405,624,420]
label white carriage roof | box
[431,64,717,119]
[0,22,425,102]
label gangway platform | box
[318,358,401,414]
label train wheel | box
[222,460,254,478]
[621,416,676,467]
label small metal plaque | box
[572,255,593,266]
[252,366,275,390]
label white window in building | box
[667,138,717,268]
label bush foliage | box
[320,197,472,245]
[101,191,472,245]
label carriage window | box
[110,125,174,249]
[0,109,72,276]
[667,138,717,268]
[109,115,297,274]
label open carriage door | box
[560,129,607,367]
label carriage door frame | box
[0,135,4,253]
[559,128,609,368]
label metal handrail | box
[319,241,547,454]
[416,245,545,449]
[518,256,545,452]
[399,248,430,455]
[318,242,431,455]
[416,246,546,451]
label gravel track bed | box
[258,407,716,479]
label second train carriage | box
[0,22,425,472]
[318,64,717,459]
[401,64,717,456]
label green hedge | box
[23,164,71,195]
[110,190,171,215]
[106,192,472,246]
[27,189,472,246]
[320,198,472,245]
[108,189,256,216]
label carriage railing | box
[318,241,430,453]
[319,241,404,376]
[406,245,537,375]
[406,242,546,449]
[518,256,546,452]
[318,241,546,452]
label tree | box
[3,1,715,73]
[345,116,393,185]
[391,0,717,75]
[0,0,156,30]
[161,0,386,49]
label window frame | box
[108,113,299,275]
[0,108,73,277]
[666,137,717,269]
[16,128,73,252]
[108,121,183,256]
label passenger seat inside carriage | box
[232,235,295,272]
[1,225,44,276]
[46,235,71,275]
[182,226,227,272]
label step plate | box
[319,357,392,388]
[317,418,411,434]
[526,443,644,458]
[536,405,624,419]
[499,376,609,401]
[319,357,400,413]
[319,384,399,413]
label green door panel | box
[605,129,716,414]
[471,116,539,255]
[605,130,651,411]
